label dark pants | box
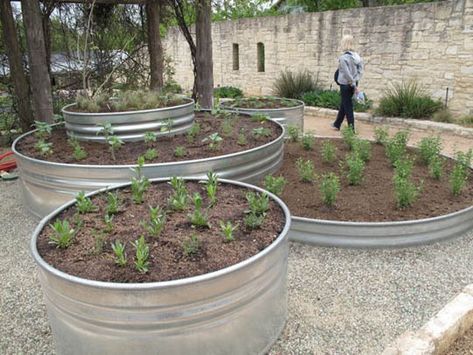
[333,85,355,130]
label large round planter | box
[12,121,285,218]
[62,98,195,142]
[221,98,305,133]
[31,178,290,355]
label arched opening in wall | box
[232,43,239,71]
[257,42,265,72]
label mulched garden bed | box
[276,139,473,222]
[37,180,285,283]
[16,112,281,165]
[444,325,473,355]
[221,97,301,109]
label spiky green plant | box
[49,220,75,249]
[132,235,150,274]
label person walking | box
[332,35,364,132]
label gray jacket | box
[337,51,364,87]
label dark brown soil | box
[66,98,187,113]
[222,97,300,109]
[275,139,473,222]
[444,325,473,355]
[16,112,281,165]
[37,181,285,283]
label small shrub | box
[418,136,442,165]
[345,153,365,185]
[428,155,443,180]
[132,235,150,274]
[301,134,315,151]
[174,146,187,157]
[393,157,414,180]
[272,70,318,99]
[111,240,127,266]
[263,175,286,196]
[75,191,97,213]
[296,158,316,183]
[49,219,75,249]
[341,126,357,150]
[320,173,340,207]
[321,141,336,164]
[432,109,454,123]
[374,126,389,145]
[393,175,422,208]
[214,86,243,99]
[220,220,238,242]
[144,148,158,161]
[450,164,468,196]
[183,234,201,256]
[458,115,473,127]
[385,130,410,166]
[287,125,300,142]
[352,139,371,162]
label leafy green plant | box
[296,158,316,183]
[106,192,120,215]
[246,192,270,215]
[75,191,97,213]
[221,118,234,136]
[244,212,265,229]
[174,146,187,157]
[352,139,371,162]
[320,173,340,207]
[49,219,75,249]
[161,118,174,133]
[188,193,209,227]
[385,130,410,166]
[183,234,201,256]
[301,90,372,112]
[301,134,315,150]
[341,126,357,150]
[393,175,422,208]
[321,140,336,164]
[345,153,365,185]
[204,171,218,206]
[272,70,318,99]
[187,122,201,143]
[132,235,150,274]
[374,126,389,145]
[144,131,157,145]
[97,122,114,139]
[287,125,300,142]
[393,157,414,180]
[144,148,158,161]
[418,136,442,165]
[111,240,127,267]
[252,127,272,139]
[263,175,286,196]
[168,177,188,211]
[142,206,166,237]
[429,155,443,180]
[34,120,53,140]
[214,86,243,99]
[35,140,53,156]
[68,137,88,161]
[131,157,150,204]
[450,164,468,196]
[203,133,223,150]
[250,113,269,122]
[220,220,238,242]
[237,128,248,146]
[92,229,106,254]
[106,135,124,161]
[103,214,114,233]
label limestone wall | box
[163,0,473,116]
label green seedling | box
[220,220,238,242]
[321,140,336,164]
[263,175,286,196]
[393,157,414,180]
[188,193,209,227]
[385,130,410,166]
[144,131,157,145]
[287,125,300,142]
[106,135,124,161]
[237,128,248,146]
[203,133,223,150]
[168,177,188,211]
[132,235,150,274]
[429,155,443,180]
[131,157,150,204]
[97,122,114,139]
[183,234,201,256]
[142,205,166,237]
[35,140,53,156]
[104,214,114,233]
[144,148,158,161]
[296,158,316,183]
[221,118,234,136]
[393,175,422,208]
[92,229,106,254]
[49,219,75,249]
[320,172,340,207]
[244,212,265,229]
[106,192,120,215]
[418,136,442,165]
[75,191,97,213]
[68,136,88,161]
[352,139,372,162]
[246,192,269,216]
[111,240,127,267]
[345,153,365,186]
[161,118,173,133]
[34,120,53,139]
[250,113,269,122]
[450,163,468,196]
[341,126,357,150]
[204,171,218,206]
[374,126,389,145]
[301,134,315,151]
[187,123,201,143]
[174,146,187,157]
[252,127,272,139]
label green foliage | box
[345,153,365,185]
[131,157,150,204]
[204,171,218,206]
[111,240,127,267]
[281,0,360,13]
[221,117,234,137]
[144,148,158,161]
[35,140,53,156]
[352,139,372,162]
[320,173,341,207]
[144,131,157,145]
[385,130,410,166]
[49,220,75,249]
[97,122,114,139]
[244,212,266,229]
[174,146,187,158]
[203,133,223,150]
[132,235,150,274]
[245,192,270,215]
[301,90,372,112]
[458,115,473,127]
[220,220,238,242]
[449,149,472,196]
[272,70,319,99]
[103,214,114,233]
[428,155,443,180]
[161,118,174,133]
[75,191,97,214]
[374,126,389,145]
[182,234,201,256]
[432,109,454,123]
[34,121,53,140]
[252,127,272,139]
[214,86,243,99]
[393,175,422,208]
[106,135,124,161]
[321,140,336,164]
[68,136,88,161]
[93,229,106,254]
[77,94,109,113]
[106,192,120,215]
[263,175,287,196]
[250,113,270,122]
[187,122,201,143]
[418,136,442,165]
[287,125,300,142]
[394,157,414,180]
[301,134,315,150]
[376,81,443,119]
[168,177,189,211]
[296,158,316,183]
[188,193,209,228]
[237,128,248,146]
[341,126,357,150]
[142,206,166,237]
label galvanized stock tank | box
[13,121,285,218]
[62,98,195,142]
[31,178,290,355]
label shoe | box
[331,123,340,131]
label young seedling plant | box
[168,177,188,211]
[341,126,357,150]
[287,125,300,142]
[132,235,150,274]
[97,122,114,139]
[144,131,157,146]
[35,140,53,156]
[320,173,340,207]
[161,118,173,133]
[244,192,269,229]
[203,133,223,150]
[252,127,272,139]
[68,136,87,161]
[321,140,336,164]
[296,158,316,183]
[237,128,248,146]
[49,219,75,249]
[142,205,166,237]
[131,157,150,204]
[174,146,187,158]
[263,175,286,196]
[204,171,218,206]
[187,123,201,143]
[449,149,471,196]
[418,136,442,165]
[345,153,365,185]
[188,193,209,228]
[385,130,410,166]
[301,134,315,151]
[106,192,120,215]
[144,148,158,161]
[374,126,389,145]
[111,240,127,266]
[393,175,422,208]
[183,234,201,256]
[250,113,269,122]
[428,155,443,180]
[352,139,371,162]
[106,135,124,161]
[75,191,97,213]
[34,120,53,140]
[103,215,114,233]
[220,220,238,242]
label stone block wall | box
[163,0,473,116]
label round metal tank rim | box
[221,97,305,112]
[30,177,291,290]
[12,120,285,169]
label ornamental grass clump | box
[132,235,150,274]
[111,240,127,266]
[418,136,442,165]
[168,177,189,211]
[345,153,365,185]
[272,69,318,99]
[321,141,336,164]
[296,158,316,183]
[220,221,238,242]
[374,126,389,145]
[75,191,97,213]
[320,173,340,207]
[263,175,287,196]
[142,206,166,237]
[131,157,150,204]
[49,220,75,249]
[385,130,410,166]
[301,134,315,151]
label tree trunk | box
[21,0,54,123]
[195,0,213,109]
[146,0,164,90]
[0,1,34,131]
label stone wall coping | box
[304,106,473,139]
[382,284,473,355]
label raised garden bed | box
[221,96,304,133]
[31,177,290,354]
[13,112,284,218]
[270,136,473,248]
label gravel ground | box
[1,180,473,354]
